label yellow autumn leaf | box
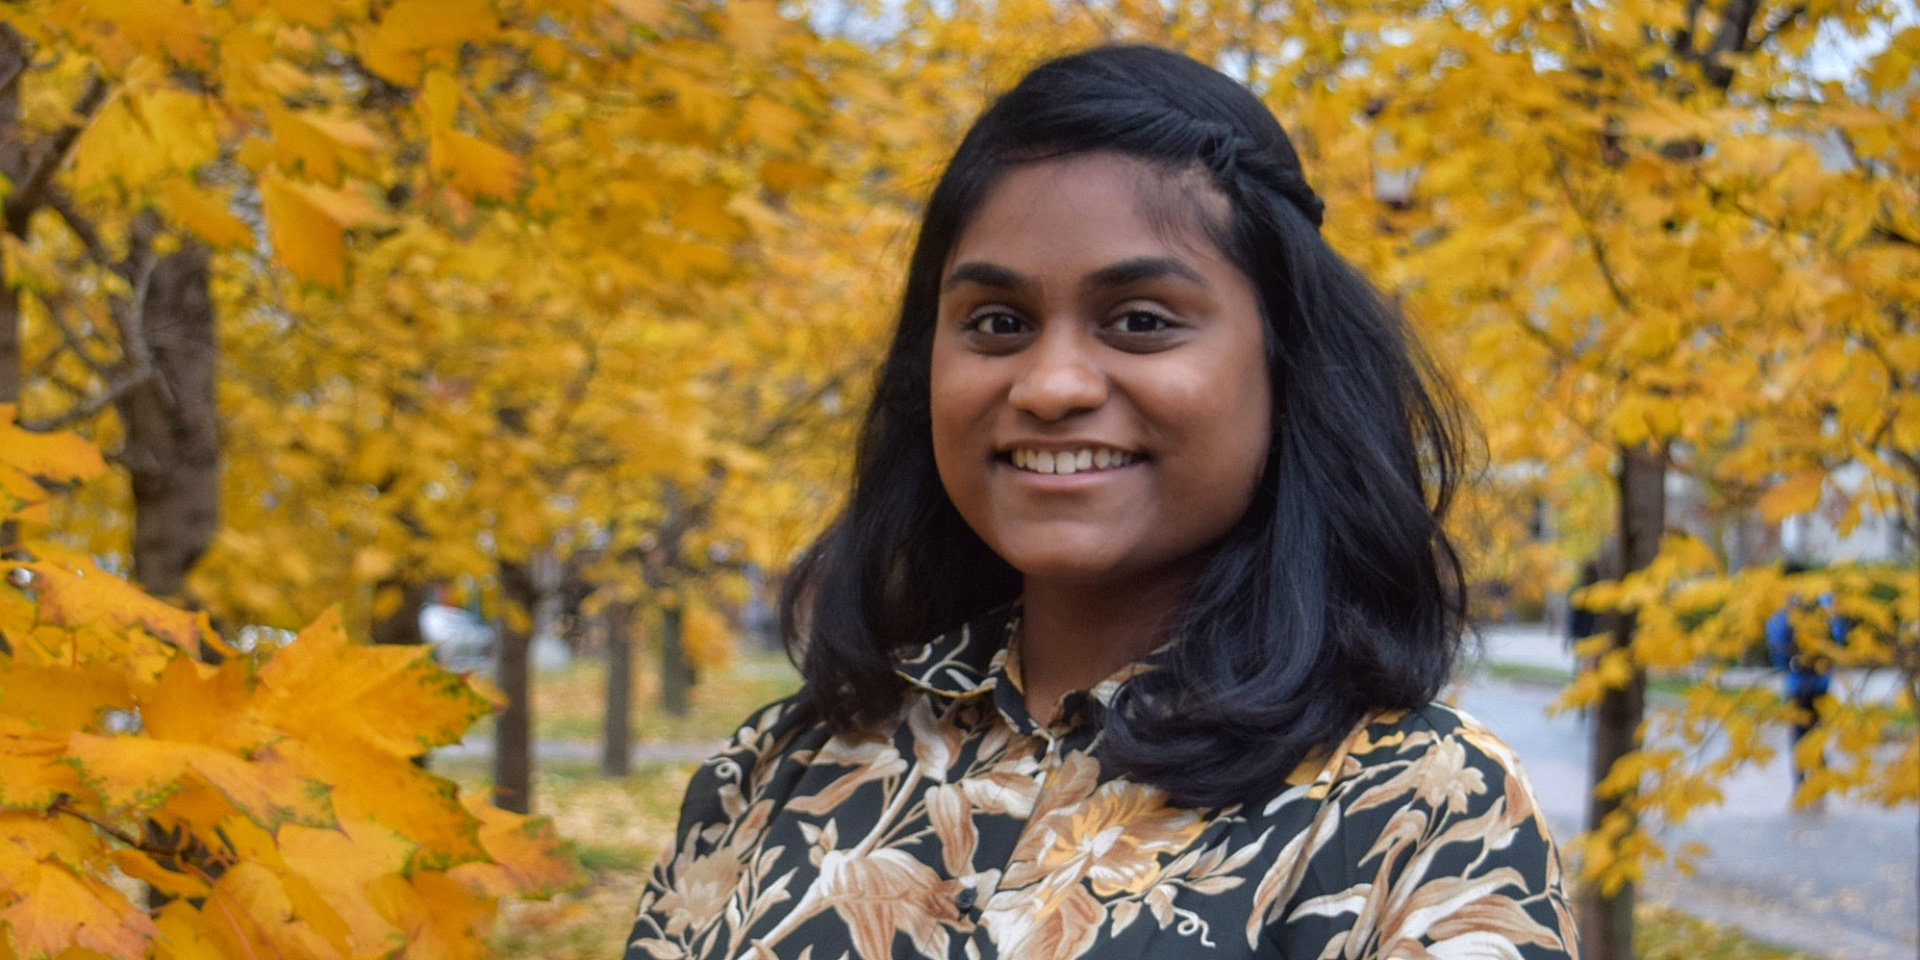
[0,406,108,486]
[55,0,212,70]
[1757,469,1825,522]
[153,180,254,250]
[66,735,336,830]
[446,794,581,897]
[279,818,411,953]
[260,175,385,288]
[19,558,212,652]
[262,0,341,28]
[198,861,346,960]
[358,0,501,85]
[110,848,213,900]
[429,127,525,200]
[267,109,384,184]
[0,856,157,958]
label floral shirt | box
[625,607,1578,960]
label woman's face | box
[930,152,1273,591]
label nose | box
[1007,326,1108,421]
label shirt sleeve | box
[1270,709,1580,960]
[623,696,804,960]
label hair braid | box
[1197,123,1326,228]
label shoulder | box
[1329,702,1545,820]
[672,691,818,840]
[1259,703,1577,958]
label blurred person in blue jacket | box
[1765,560,1848,792]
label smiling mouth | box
[1003,447,1141,476]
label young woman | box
[625,45,1578,960]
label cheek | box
[928,351,991,498]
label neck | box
[1017,573,1188,723]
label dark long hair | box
[780,44,1468,808]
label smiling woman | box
[625,45,1580,960]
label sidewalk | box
[1462,622,1918,960]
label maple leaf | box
[446,794,583,898]
[17,559,214,655]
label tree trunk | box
[113,227,219,602]
[492,558,542,814]
[370,578,428,647]
[1577,442,1665,960]
[492,615,532,813]
[660,603,694,718]
[602,600,635,777]
[0,25,28,408]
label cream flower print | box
[626,607,1577,960]
[1031,781,1206,897]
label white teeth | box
[1007,447,1135,475]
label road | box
[1463,624,1918,960]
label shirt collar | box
[894,603,1020,700]
[895,601,1168,733]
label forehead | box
[944,153,1234,276]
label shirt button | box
[955,887,977,911]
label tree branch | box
[21,249,159,432]
[45,188,110,267]
[1547,142,1634,312]
[4,72,110,236]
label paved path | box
[1463,624,1917,960]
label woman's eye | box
[966,312,1027,335]
[1113,311,1176,334]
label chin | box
[993,548,1132,585]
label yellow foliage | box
[0,428,581,958]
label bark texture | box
[113,225,219,601]
[602,600,635,777]
[1576,442,1665,960]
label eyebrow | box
[1080,256,1210,294]
[941,256,1210,295]
[943,261,1036,294]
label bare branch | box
[20,248,159,431]
[4,73,110,236]
[45,188,110,267]
[1547,142,1635,312]
[19,368,152,431]
[39,292,117,376]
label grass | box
[1636,904,1814,960]
[533,649,801,744]
[1473,660,1698,699]
[433,755,696,960]
[459,648,803,747]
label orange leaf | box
[260,175,384,288]
[428,128,524,200]
[447,795,581,897]
[152,180,253,250]
[358,0,500,85]
[198,862,345,960]
[0,857,157,959]
[1758,470,1825,523]
[19,559,213,653]
[279,818,410,954]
